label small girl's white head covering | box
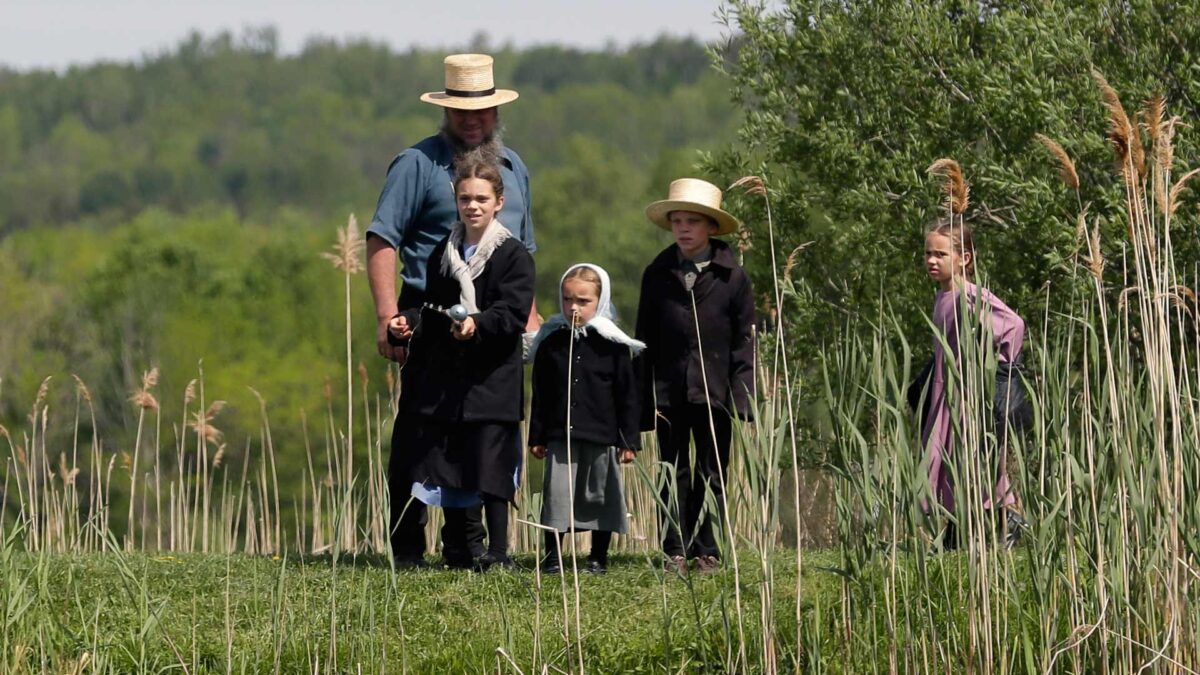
[528,263,645,359]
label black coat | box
[529,329,642,450]
[635,239,755,430]
[396,236,535,422]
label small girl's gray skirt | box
[540,439,628,533]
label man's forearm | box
[367,235,399,321]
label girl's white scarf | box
[528,263,645,360]
[439,219,511,313]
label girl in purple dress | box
[919,219,1028,549]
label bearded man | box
[366,53,538,568]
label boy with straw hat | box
[367,53,537,569]
[635,178,756,575]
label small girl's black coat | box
[528,330,642,450]
[395,236,535,422]
[635,239,756,430]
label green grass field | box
[6,548,846,673]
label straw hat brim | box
[420,89,519,110]
[645,199,740,236]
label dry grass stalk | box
[1085,223,1105,282]
[130,390,160,411]
[1131,111,1147,179]
[34,376,51,407]
[357,362,368,387]
[1144,95,1165,151]
[1118,286,1139,310]
[1035,134,1080,191]
[729,175,767,196]
[190,401,226,445]
[70,374,92,403]
[782,241,816,281]
[57,453,79,486]
[1167,167,1200,216]
[0,424,9,442]
[213,444,227,469]
[927,158,969,214]
[321,214,365,274]
[1092,69,1135,178]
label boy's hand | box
[618,448,636,464]
[530,445,547,460]
[387,315,412,340]
[452,316,477,341]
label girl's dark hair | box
[926,217,975,278]
[453,148,505,198]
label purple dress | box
[922,282,1024,513]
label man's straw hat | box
[645,178,740,236]
[420,54,519,110]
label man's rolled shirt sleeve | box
[367,151,428,249]
[511,152,536,253]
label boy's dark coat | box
[635,239,755,430]
[528,330,642,450]
[396,236,535,422]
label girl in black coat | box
[528,264,644,575]
[635,178,755,575]
[387,154,535,570]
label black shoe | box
[393,555,430,570]
[474,551,517,572]
[539,554,562,575]
[1003,509,1028,550]
[585,558,608,575]
[443,555,474,570]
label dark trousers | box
[655,404,732,559]
[387,417,486,562]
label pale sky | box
[0,0,744,71]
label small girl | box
[919,218,1029,549]
[387,151,535,571]
[528,264,644,575]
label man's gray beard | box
[440,121,505,163]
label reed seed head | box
[71,374,92,403]
[729,175,767,196]
[322,213,365,274]
[1034,134,1080,191]
[927,158,969,214]
[783,241,815,281]
[1168,167,1200,217]
[1092,69,1135,179]
[184,379,197,405]
[35,376,51,407]
[130,390,160,411]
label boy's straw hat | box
[420,54,519,110]
[645,178,740,235]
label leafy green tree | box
[715,0,1200,358]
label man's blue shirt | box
[367,134,535,291]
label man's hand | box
[452,316,477,341]
[530,445,547,460]
[377,317,408,364]
[618,448,636,464]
